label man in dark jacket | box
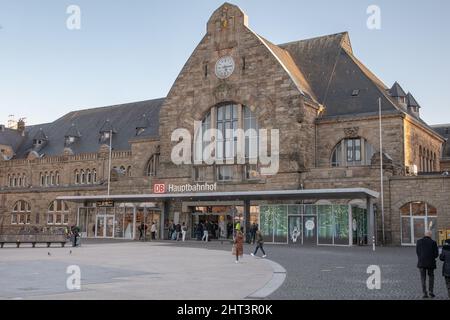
[439,239,450,299]
[416,231,439,298]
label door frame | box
[95,214,115,238]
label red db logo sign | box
[154,184,166,194]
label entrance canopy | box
[57,188,379,203]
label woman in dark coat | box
[234,229,244,264]
[439,239,450,298]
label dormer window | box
[136,114,150,136]
[65,124,81,147]
[99,120,116,143]
[136,128,145,136]
[32,128,48,150]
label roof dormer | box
[389,82,407,108]
[135,114,151,136]
[65,123,81,147]
[99,119,116,143]
[406,92,421,118]
[33,128,48,150]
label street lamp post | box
[107,129,113,197]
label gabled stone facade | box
[0,3,449,245]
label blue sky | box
[0,0,449,126]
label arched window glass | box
[75,170,80,184]
[400,202,437,245]
[331,138,375,167]
[146,155,160,177]
[55,172,60,186]
[11,200,31,225]
[193,103,260,182]
[47,200,70,225]
[80,170,85,184]
[87,169,92,184]
[127,166,132,177]
[93,169,97,183]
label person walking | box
[233,228,244,264]
[202,222,209,242]
[71,225,80,248]
[439,239,450,299]
[150,222,157,240]
[175,223,182,241]
[138,222,145,240]
[416,230,439,298]
[251,230,267,258]
[181,222,187,242]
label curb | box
[246,258,287,300]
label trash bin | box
[438,230,446,246]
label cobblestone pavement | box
[159,240,450,300]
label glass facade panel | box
[334,205,349,245]
[273,206,288,243]
[318,205,333,245]
[259,206,274,243]
[303,216,317,245]
[288,216,302,244]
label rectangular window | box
[56,214,62,224]
[11,214,17,224]
[194,167,207,182]
[217,166,233,182]
[47,214,54,225]
[63,214,69,225]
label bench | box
[0,234,68,248]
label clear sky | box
[0,0,449,126]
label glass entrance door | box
[95,215,115,238]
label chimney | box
[17,118,26,135]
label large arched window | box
[11,200,31,225]
[47,200,70,225]
[331,138,375,167]
[400,202,437,245]
[194,103,259,181]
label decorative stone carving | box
[213,82,235,102]
[344,127,360,138]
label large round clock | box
[215,56,235,79]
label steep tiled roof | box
[279,32,402,118]
[390,82,407,98]
[0,127,24,153]
[406,93,421,108]
[11,98,164,158]
[431,125,450,159]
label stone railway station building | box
[1,3,449,246]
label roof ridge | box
[278,31,348,47]
[63,97,165,118]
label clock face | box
[215,56,235,79]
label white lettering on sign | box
[153,183,217,194]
